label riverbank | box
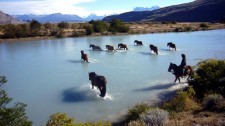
[1,22,225,43]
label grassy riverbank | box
[1,22,225,43]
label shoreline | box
[1,22,225,43]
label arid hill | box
[0,10,22,24]
[102,0,225,22]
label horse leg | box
[99,84,106,97]
[178,77,181,83]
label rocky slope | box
[103,0,225,22]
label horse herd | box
[81,40,192,97]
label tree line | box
[0,19,129,39]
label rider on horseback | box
[179,54,187,76]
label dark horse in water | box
[90,44,103,51]
[167,42,176,50]
[118,43,129,50]
[81,50,89,63]
[89,72,107,97]
[134,40,143,46]
[149,44,158,55]
[106,45,116,51]
[168,62,194,83]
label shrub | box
[109,19,130,33]
[203,94,225,112]
[199,23,209,29]
[174,27,182,32]
[58,21,70,29]
[184,26,192,32]
[140,108,169,126]
[162,86,199,112]
[46,112,74,126]
[89,20,109,33]
[0,76,32,126]
[189,59,225,100]
[128,120,145,126]
[125,103,150,123]
[83,24,93,35]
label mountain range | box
[133,6,160,12]
[103,0,225,22]
[0,6,159,24]
[13,13,105,23]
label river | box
[0,29,225,125]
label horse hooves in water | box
[89,72,107,97]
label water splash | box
[86,83,113,101]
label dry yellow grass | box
[166,111,225,126]
[128,22,225,34]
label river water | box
[0,29,225,125]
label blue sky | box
[0,0,194,17]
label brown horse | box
[81,50,89,63]
[149,44,158,55]
[89,72,107,97]
[118,43,129,50]
[168,62,194,83]
[90,44,103,51]
[134,40,143,46]
[167,42,176,50]
[106,45,116,51]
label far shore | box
[1,22,225,43]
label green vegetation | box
[199,23,209,30]
[162,86,199,113]
[109,19,129,33]
[0,19,130,39]
[117,59,225,125]
[189,59,225,100]
[0,76,32,126]
[46,112,111,126]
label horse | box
[149,44,158,55]
[168,62,194,83]
[81,50,89,63]
[167,42,176,50]
[90,44,103,51]
[106,45,116,51]
[118,43,129,50]
[88,72,107,97]
[134,40,143,46]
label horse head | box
[168,62,176,72]
[118,43,122,48]
[88,72,96,80]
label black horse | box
[167,42,176,50]
[149,44,158,55]
[88,72,107,97]
[134,40,143,46]
[168,62,194,83]
[106,45,116,51]
[90,44,103,51]
[81,50,89,63]
[118,43,129,50]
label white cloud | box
[0,0,100,17]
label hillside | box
[102,0,225,22]
[0,10,22,24]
